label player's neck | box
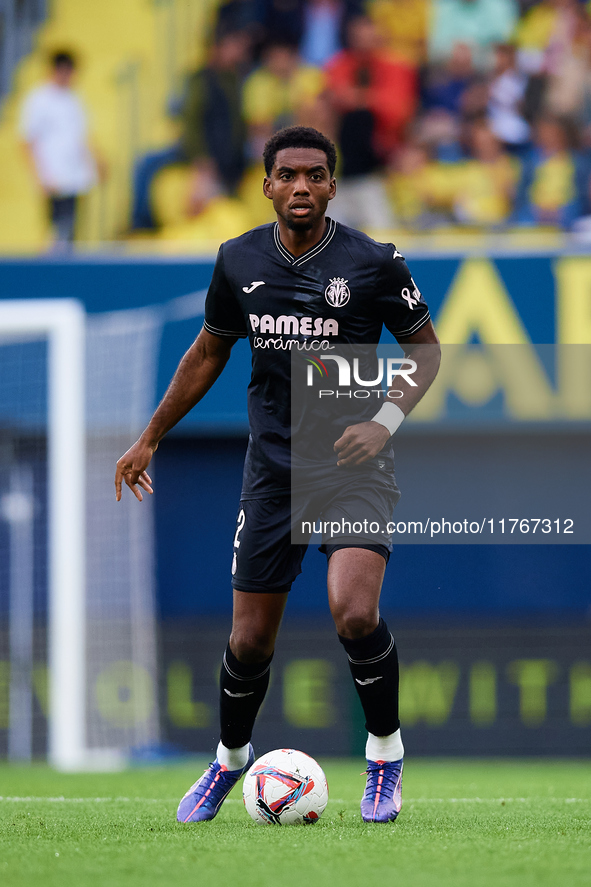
[276,216,328,258]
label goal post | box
[1,296,162,771]
[0,299,86,770]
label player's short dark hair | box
[51,50,76,69]
[263,126,337,177]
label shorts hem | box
[231,579,294,594]
[320,542,391,563]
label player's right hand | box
[115,440,157,502]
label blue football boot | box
[177,744,255,823]
[360,758,403,823]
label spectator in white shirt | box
[20,51,100,247]
[487,43,531,154]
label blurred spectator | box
[512,115,587,226]
[366,0,429,65]
[325,15,418,228]
[326,15,418,158]
[131,31,251,229]
[514,0,589,81]
[387,140,457,227]
[215,0,264,39]
[487,43,531,153]
[243,42,326,157]
[513,0,559,74]
[329,107,397,228]
[513,2,591,131]
[414,109,465,162]
[259,0,363,59]
[19,50,101,248]
[541,0,582,79]
[453,120,518,225]
[422,42,477,117]
[565,13,591,146]
[429,0,519,69]
[387,141,431,226]
[120,0,591,238]
[259,0,306,45]
[301,0,348,66]
[544,6,591,120]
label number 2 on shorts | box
[234,508,246,549]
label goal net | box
[0,299,160,770]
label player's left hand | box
[334,422,391,467]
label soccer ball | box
[242,748,329,825]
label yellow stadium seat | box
[158,197,255,248]
[0,0,221,251]
[150,164,194,229]
[238,164,276,228]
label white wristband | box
[371,402,405,437]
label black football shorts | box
[231,457,401,593]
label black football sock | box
[338,617,400,737]
[219,643,273,749]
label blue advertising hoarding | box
[0,253,590,619]
[1,252,591,431]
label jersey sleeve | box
[374,247,431,340]
[203,245,248,339]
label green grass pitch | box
[1,759,590,887]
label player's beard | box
[286,217,314,231]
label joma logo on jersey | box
[325,277,350,307]
[249,314,339,336]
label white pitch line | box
[330,798,591,804]
[405,798,591,803]
[0,797,589,804]
[0,797,175,804]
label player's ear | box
[263,176,273,200]
[328,177,336,200]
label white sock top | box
[217,741,250,771]
[365,729,404,762]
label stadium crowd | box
[129,0,591,234]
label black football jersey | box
[204,218,430,498]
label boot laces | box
[363,762,400,800]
